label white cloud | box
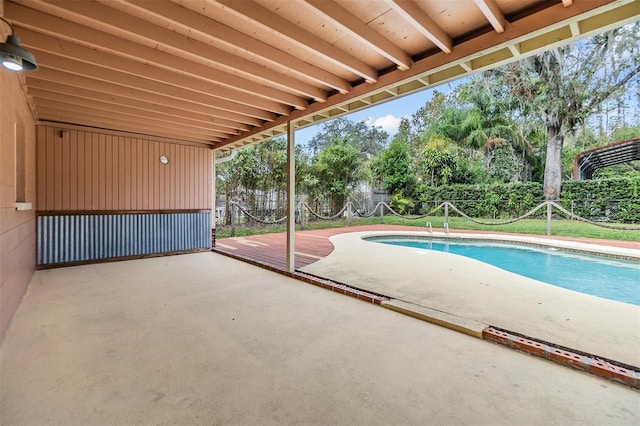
[371,114,403,136]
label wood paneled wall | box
[36,126,212,211]
[1,39,38,343]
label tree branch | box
[583,63,640,113]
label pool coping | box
[363,232,640,262]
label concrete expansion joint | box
[483,327,640,389]
[381,299,487,338]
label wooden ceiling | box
[3,0,639,149]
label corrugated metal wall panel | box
[37,212,210,266]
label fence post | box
[347,201,352,226]
[571,200,575,221]
[230,203,236,237]
[546,202,552,236]
[300,202,305,230]
[444,202,449,231]
[379,202,384,224]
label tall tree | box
[307,117,389,157]
[487,23,640,199]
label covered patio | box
[2,1,640,423]
[2,252,639,425]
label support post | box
[546,202,552,236]
[347,201,352,226]
[230,203,236,237]
[286,121,296,273]
[379,202,384,224]
[299,202,305,230]
[444,202,449,231]
[211,149,216,249]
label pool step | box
[381,299,487,338]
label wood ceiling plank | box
[212,0,379,83]
[304,0,413,71]
[473,0,507,33]
[37,105,221,142]
[29,50,282,120]
[25,75,265,127]
[37,110,219,144]
[30,91,238,136]
[6,2,321,105]
[26,84,251,131]
[19,29,306,112]
[124,0,334,100]
[386,0,453,54]
[36,100,228,139]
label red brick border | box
[212,248,388,305]
[483,327,639,389]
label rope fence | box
[220,199,640,236]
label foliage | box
[389,191,415,215]
[218,26,639,227]
[311,137,365,213]
[485,22,640,198]
[417,182,544,219]
[559,176,640,222]
[307,117,389,157]
[378,137,415,195]
[416,177,640,223]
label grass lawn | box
[215,215,639,242]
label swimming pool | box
[366,237,640,306]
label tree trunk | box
[543,122,564,200]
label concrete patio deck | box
[215,226,640,369]
[1,252,639,425]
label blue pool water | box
[367,237,640,305]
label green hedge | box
[416,177,640,223]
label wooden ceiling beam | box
[36,101,230,140]
[20,29,304,112]
[6,2,319,106]
[29,91,239,136]
[37,109,219,144]
[303,0,413,71]
[26,84,251,132]
[473,0,507,33]
[126,0,351,94]
[124,0,336,100]
[223,0,622,147]
[29,50,282,121]
[25,75,264,128]
[386,0,453,54]
[212,0,379,83]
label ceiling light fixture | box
[0,16,38,72]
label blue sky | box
[294,80,463,146]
